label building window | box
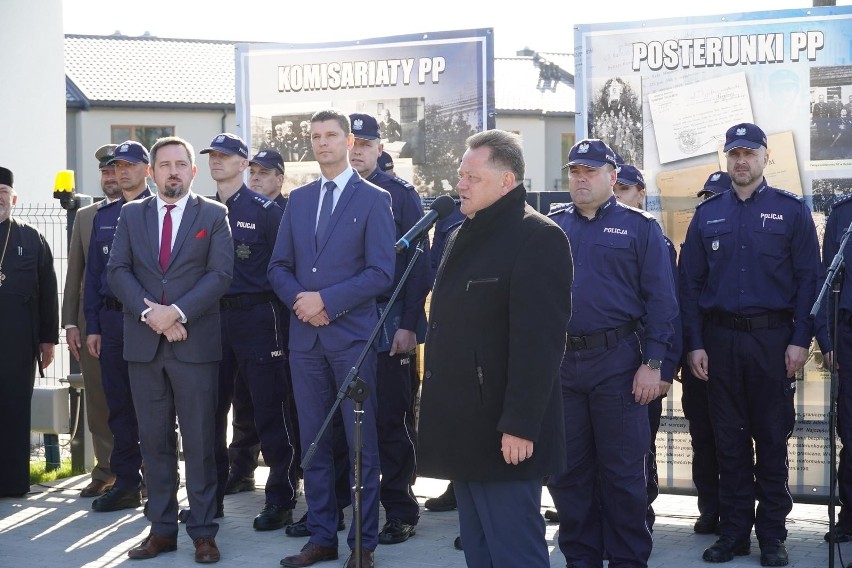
[111,126,175,150]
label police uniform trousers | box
[455,478,549,568]
[376,350,419,525]
[831,317,852,527]
[548,333,652,568]
[704,320,795,543]
[227,371,262,479]
[646,394,663,529]
[77,327,115,485]
[680,361,719,519]
[98,305,143,491]
[289,340,381,550]
[129,338,218,540]
[0,295,37,497]
[214,300,299,508]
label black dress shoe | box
[92,487,141,512]
[424,482,456,512]
[543,509,559,522]
[702,536,751,563]
[694,512,720,534]
[279,542,338,567]
[759,539,789,567]
[825,522,852,542]
[178,503,224,523]
[378,518,416,544]
[254,503,294,531]
[285,511,345,538]
[453,536,463,550]
[223,474,256,495]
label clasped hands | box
[143,298,187,342]
[293,291,330,327]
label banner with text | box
[235,29,494,195]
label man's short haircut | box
[311,109,351,136]
[150,136,196,168]
[466,129,525,181]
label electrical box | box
[31,386,70,434]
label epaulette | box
[695,192,724,208]
[831,193,852,210]
[620,202,657,221]
[774,188,804,203]
[547,203,572,217]
[96,198,116,210]
[389,176,415,191]
[252,194,274,209]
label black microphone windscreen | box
[430,194,457,219]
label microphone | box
[395,194,457,253]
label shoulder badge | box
[390,176,415,191]
[774,188,804,203]
[831,193,852,210]
[696,192,724,208]
[252,194,274,208]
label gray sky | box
[62,0,851,57]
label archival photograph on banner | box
[235,29,494,195]
[587,75,644,168]
[809,65,852,164]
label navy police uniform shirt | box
[816,193,852,352]
[218,185,283,295]
[679,178,820,351]
[84,188,151,334]
[548,195,677,362]
[366,168,431,334]
[662,236,683,383]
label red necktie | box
[159,204,176,272]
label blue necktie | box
[316,181,336,246]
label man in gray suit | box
[107,136,233,564]
[61,144,118,498]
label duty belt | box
[710,310,792,331]
[219,291,279,310]
[566,320,641,351]
[103,296,123,311]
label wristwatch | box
[644,358,663,371]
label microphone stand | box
[811,218,852,568]
[301,237,427,568]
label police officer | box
[349,113,430,544]
[816,192,852,544]
[546,139,677,568]
[612,162,682,532]
[249,150,288,208]
[195,133,299,531]
[221,149,291,496]
[377,152,395,177]
[680,123,821,566]
[680,170,732,535]
[84,140,152,512]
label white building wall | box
[74,108,237,197]
[496,115,574,193]
[0,0,65,206]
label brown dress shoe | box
[193,536,220,564]
[127,532,177,559]
[279,542,338,567]
[345,549,374,568]
[80,479,114,498]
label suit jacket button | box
[312,267,317,272]
[424,370,432,379]
[162,279,167,283]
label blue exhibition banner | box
[234,29,494,196]
[576,6,852,498]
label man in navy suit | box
[269,109,395,568]
[107,136,233,564]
